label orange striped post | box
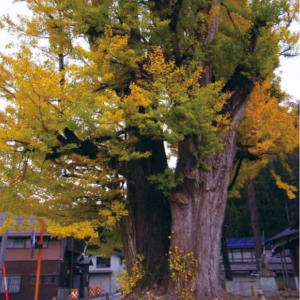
[34,220,44,300]
[2,263,9,300]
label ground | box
[94,291,299,300]
[224,291,299,300]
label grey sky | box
[0,0,299,101]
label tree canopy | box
[0,0,298,242]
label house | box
[89,252,124,295]
[0,215,90,300]
[221,237,297,296]
[267,227,299,290]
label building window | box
[229,249,244,262]
[33,238,49,249]
[232,249,242,262]
[0,276,21,293]
[6,237,49,249]
[96,257,110,268]
[7,238,28,249]
[228,249,256,262]
[44,275,57,285]
[243,249,254,261]
[30,275,58,285]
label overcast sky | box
[0,0,299,101]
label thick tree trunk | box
[121,101,249,300]
[247,178,262,273]
[167,105,246,300]
[121,137,171,288]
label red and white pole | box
[2,263,9,300]
[34,220,44,300]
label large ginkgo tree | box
[0,0,298,299]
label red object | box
[96,286,102,296]
[89,286,102,298]
[2,263,9,300]
[89,287,96,297]
[70,289,79,300]
[34,220,44,300]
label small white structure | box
[89,252,124,294]
[225,278,259,297]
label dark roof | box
[268,227,298,243]
[226,237,265,249]
[267,227,299,252]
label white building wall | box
[89,274,111,294]
[89,254,124,293]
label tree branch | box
[228,157,243,191]
[201,0,221,86]
[221,20,268,116]
[205,0,221,45]
[228,145,260,190]
[45,128,127,162]
[169,0,184,66]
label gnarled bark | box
[168,102,247,300]
[121,137,171,288]
[121,101,249,300]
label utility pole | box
[34,220,45,300]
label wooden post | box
[251,285,257,297]
[34,220,44,300]
[247,179,262,273]
[221,233,233,281]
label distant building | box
[89,252,124,294]
[0,215,90,300]
[221,237,298,296]
[267,228,299,290]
